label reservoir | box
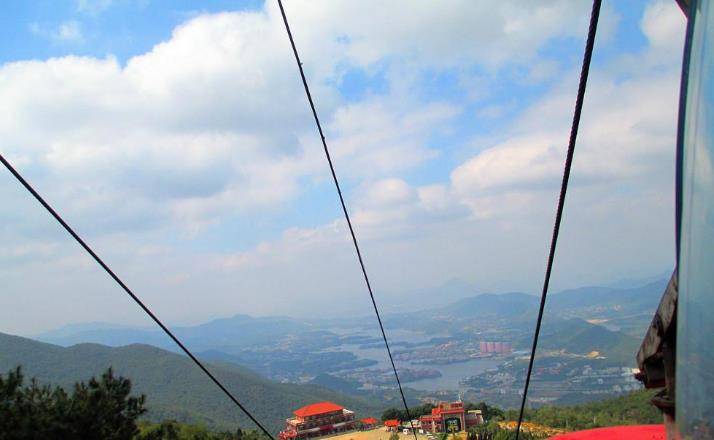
[339,328,504,392]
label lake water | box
[337,328,504,392]
[405,358,502,391]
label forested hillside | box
[506,389,661,430]
[0,332,383,433]
[514,318,641,365]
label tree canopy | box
[0,366,145,439]
[0,366,272,440]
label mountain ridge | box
[0,331,383,433]
[35,278,667,347]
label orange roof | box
[293,402,344,418]
[384,419,400,427]
[361,417,379,424]
[549,425,665,440]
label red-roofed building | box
[279,402,356,440]
[360,418,379,430]
[548,424,665,440]
[384,419,400,432]
[419,402,483,433]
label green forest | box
[380,389,660,436]
[503,389,661,430]
[0,365,270,440]
[2,362,661,439]
[0,332,383,432]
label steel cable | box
[0,153,275,439]
[275,1,418,438]
[515,1,602,439]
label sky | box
[0,0,686,334]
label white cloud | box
[450,0,685,220]
[279,0,600,71]
[328,101,456,178]
[356,178,416,209]
[641,0,685,52]
[452,134,564,196]
[6,0,624,234]
[57,21,83,42]
[202,1,685,315]
[0,1,686,333]
[29,20,84,43]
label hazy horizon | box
[13,270,670,337]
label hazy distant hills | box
[440,292,540,318]
[546,280,667,336]
[37,278,666,350]
[514,318,641,364]
[38,314,314,353]
[2,278,666,427]
[439,279,665,319]
[31,278,665,381]
[549,280,666,313]
[435,279,666,335]
[0,332,382,433]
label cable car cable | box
[515,1,601,439]
[275,1,417,438]
[0,153,275,440]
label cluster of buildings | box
[479,341,512,354]
[278,402,357,440]
[279,401,483,440]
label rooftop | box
[549,425,665,440]
[293,402,344,418]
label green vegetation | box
[467,422,540,440]
[0,366,273,440]
[1,330,660,437]
[0,332,382,432]
[381,403,435,421]
[0,366,146,439]
[380,390,659,439]
[137,421,268,440]
[515,318,640,365]
[504,389,661,430]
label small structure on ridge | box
[419,401,483,433]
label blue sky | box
[0,0,686,333]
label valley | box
[22,278,665,414]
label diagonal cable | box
[515,1,601,439]
[0,153,275,439]
[275,1,417,437]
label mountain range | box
[0,331,383,433]
[37,278,667,350]
[37,314,314,353]
[0,277,669,431]
[437,279,666,323]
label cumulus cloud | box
[204,0,685,311]
[5,0,595,239]
[280,0,601,70]
[328,101,456,178]
[6,12,315,234]
[641,0,685,53]
[0,1,686,333]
